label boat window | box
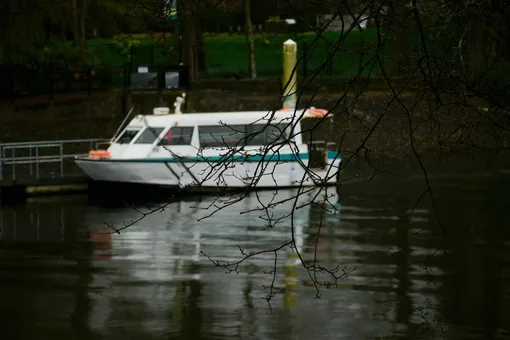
[134,127,165,144]
[159,127,194,146]
[116,128,141,144]
[246,123,290,146]
[266,124,290,143]
[199,125,245,148]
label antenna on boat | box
[174,93,186,114]
[111,106,135,143]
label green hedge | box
[202,31,384,77]
[83,29,397,78]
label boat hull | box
[75,152,341,192]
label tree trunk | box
[80,0,89,49]
[467,24,486,73]
[72,0,80,48]
[245,0,256,79]
[195,13,206,73]
[394,1,411,75]
[182,0,197,82]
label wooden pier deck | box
[0,175,90,203]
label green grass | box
[82,29,397,79]
[202,30,393,78]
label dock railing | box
[0,139,107,182]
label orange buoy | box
[88,150,99,159]
[97,150,111,159]
[88,150,111,159]
[307,107,329,117]
[279,107,329,117]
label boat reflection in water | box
[84,186,340,322]
[87,186,339,265]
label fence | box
[0,64,189,103]
[0,38,339,103]
[0,139,107,183]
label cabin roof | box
[125,109,330,129]
[127,109,306,127]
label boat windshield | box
[116,128,141,144]
[134,127,165,144]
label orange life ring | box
[279,107,329,117]
[88,150,111,159]
[307,107,329,117]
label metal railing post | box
[0,146,3,182]
[12,148,15,180]
[0,210,4,239]
[29,146,33,176]
[60,143,64,176]
[35,146,39,179]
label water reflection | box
[0,176,509,339]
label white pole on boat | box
[282,39,298,110]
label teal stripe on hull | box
[77,151,342,163]
[327,150,342,160]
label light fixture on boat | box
[173,93,186,114]
[153,107,170,115]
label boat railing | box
[0,138,105,182]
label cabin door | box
[301,118,328,170]
[308,140,327,169]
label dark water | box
[0,174,509,340]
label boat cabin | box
[78,96,341,189]
[103,96,337,171]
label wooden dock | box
[0,174,90,203]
